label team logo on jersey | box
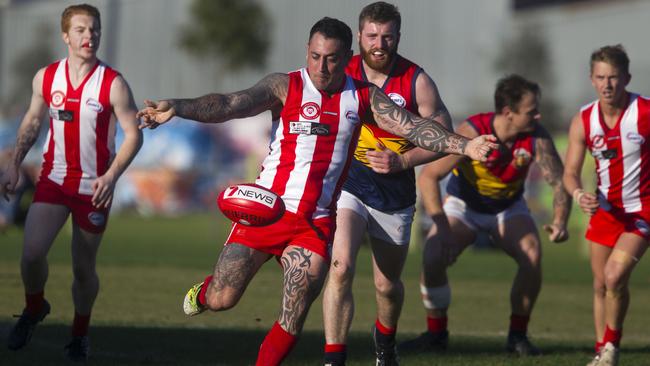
[345,110,360,125]
[512,148,532,168]
[86,98,104,113]
[635,219,650,236]
[87,212,106,226]
[592,134,605,149]
[626,132,645,145]
[388,93,406,108]
[300,102,321,120]
[51,91,66,108]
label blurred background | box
[1,0,649,225]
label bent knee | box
[374,277,403,298]
[328,259,355,286]
[205,291,239,311]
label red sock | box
[72,312,91,337]
[25,291,45,317]
[595,340,604,354]
[324,343,346,353]
[509,314,530,333]
[256,322,298,366]
[375,319,396,335]
[602,325,622,347]
[426,316,448,333]
[198,275,212,306]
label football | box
[217,183,285,226]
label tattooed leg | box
[278,246,328,335]
[204,243,271,311]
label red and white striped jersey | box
[256,68,372,219]
[581,93,650,213]
[41,58,119,196]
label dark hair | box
[590,44,630,75]
[494,74,540,113]
[61,4,101,33]
[358,1,401,32]
[309,17,352,51]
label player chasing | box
[321,2,452,365]
[563,45,649,366]
[1,3,142,362]
[400,74,570,356]
[138,17,497,365]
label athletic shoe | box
[7,299,51,350]
[398,330,449,352]
[64,336,90,362]
[183,281,207,316]
[596,342,619,366]
[586,354,601,366]
[372,325,399,366]
[506,332,541,356]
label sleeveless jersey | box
[41,58,119,196]
[447,112,536,213]
[342,54,422,211]
[255,68,371,219]
[581,93,650,213]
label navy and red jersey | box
[447,112,536,213]
[342,54,423,211]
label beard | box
[360,42,397,72]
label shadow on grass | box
[1,323,649,365]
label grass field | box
[1,211,649,365]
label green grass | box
[1,211,649,365]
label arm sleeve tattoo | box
[535,129,571,225]
[370,86,467,154]
[169,73,288,123]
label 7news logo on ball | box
[218,183,285,227]
[224,185,277,208]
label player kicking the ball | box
[138,17,496,365]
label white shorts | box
[337,190,414,246]
[443,195,531,233]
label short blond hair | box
[590,44,629,75]
[61,4,100,33]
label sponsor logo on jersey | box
[86,98,104,113]
[300,102,321,119]
[48,108,74,122]
[513,148,532,168]
[289,121,330,136]
[225,185,277,208]
[626,132,645,145]
[345,110,360,125]
[388,92,406,108]
[87,212,105,226]
[51,90,66,108]
[592,134,605,149]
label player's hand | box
[137,99,176,129]
[464,134,499,162]
[574,189,599,216]
[0,166,20,202]
[543,223,569,243]
[366,141,405,174]
[91,172,116,208]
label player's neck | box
[362,58,395,86]
[67,55,98,88]
[493,115,518,143]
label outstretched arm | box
[137,73,288,128]
[0,68,47,200]
[534,126,570,243]
[368,85,496,161]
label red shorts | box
[225,211,334,261]
[33,178,110,234]
[585,207,650,247]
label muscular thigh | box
[492,214,540,260]
[23,202,70,257]
[212,243,270,292]
[331,207,368,268]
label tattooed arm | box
[368,85,497,161]
[535,125,571,243]
[137,73,288,128]
[1,68,48,200]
